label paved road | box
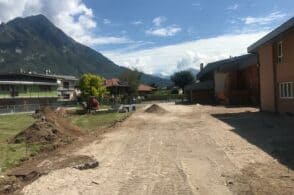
[23,104,294,195]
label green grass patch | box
[70,111,128,132]
[0,114,37,174]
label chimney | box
[200,63,204,71]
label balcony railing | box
[0,91,58,99]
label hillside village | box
[0,5,293,195]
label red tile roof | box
[138,84,155,92]
[105,78,129,87]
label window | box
[280,82,293,99]
[63,81,69,89]
[0,85,10,91]
[277,41,283,64]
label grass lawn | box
[70,111,128,132]
[0,114,37,174]
[0,109,128,173]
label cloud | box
[152,16,166,27]
[78,36,131,46]
[227,4,239,10]
[146,26,182,37]
[0,0,129,46]
[104,31,268,75]
[242,11,286,25]
[131,20,143,26]
[103,18,111,25]
[147,16,181,37]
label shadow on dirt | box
[212,111,294,171]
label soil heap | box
[10,107,83,146]
[145,104,167,114]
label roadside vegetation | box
[70,111,129,132]
[0,109,128,174]
[145,89,184,101]
[0,114,37,173]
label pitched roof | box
[41,74,78,81]
[138,84,155,92]
[105,78,129,87]
[0,73,58,83]
[185,80,214,91]
[248,17,294,53]
[197,54,257,80]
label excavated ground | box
[16,104,294,194]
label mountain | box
[155,68,199,80]
[0,15,171,86]
[154,73,171,80]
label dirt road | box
[22,104,294,195]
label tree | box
[171,70,195,91]
[119,69,142,96]
[79,73,108,100]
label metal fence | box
[0,102,77,114]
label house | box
[186,54,259,105]
[105,78,130,96]
[0,73,59,112]
[42,74,79,101]
[248,17,294,113]
[185,80,214,104]
[138,84,155,96]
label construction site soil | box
[144,104,167,114]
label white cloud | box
[146,26,182,37]
[227,4,239,10]
[243,11,286,25]
[104,31,268,75]
[152,16,166,27]
[0,0,129,46]
[147,16,181,37]
[131,20,143,26]
[78,35,131,46]
[103,18,111,25]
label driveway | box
[23,103,294,195]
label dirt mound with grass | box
[10,107,84,145]
[145,104,167,114]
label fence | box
[0,101,77,114]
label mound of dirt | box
[10,121,72,144]
[42,107,83,137]
[10,107,83,145]
[145,104,167,114]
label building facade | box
[105,78,130,96]
[248,17,294,113]
[43,74,79,101]
[138,84,155,96]
[188,54,259,105]
[0,73,58,112]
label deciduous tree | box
[171,71,195,91]
[79,73,108,99]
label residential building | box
[248,17,294,113]
[0,73,58,110]
[105,78,130,96]
[42,74,79,101]
[106,78,155,98]
[186,54,259,105]
[185,81,214,104]
[138,84,155,96]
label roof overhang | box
[185,80,214,91]
[0,81,58,86]
[248,17,294,53]
[197,54,257,80]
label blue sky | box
[0,0,293,75]
[83,0,293,51]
